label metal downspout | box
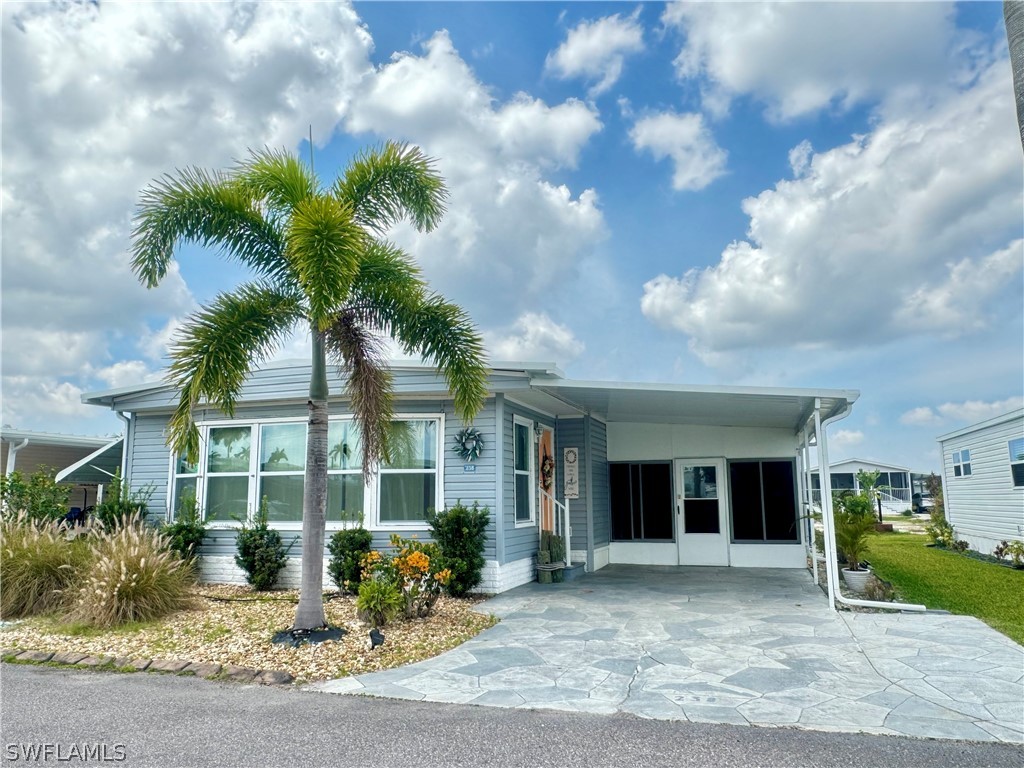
[5,438,29,477]
[116,412,131,479]
[814,402,926,613]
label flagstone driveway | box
[308,566,1024,743]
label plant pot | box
[551,567,564,583]
[842,567,872,594]
[874,523,894,533]
[537,569,552,584]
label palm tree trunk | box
[294,327,329,629]
[1007,0,1024,153]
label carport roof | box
[521,378,859,432]
[55,437,124,485]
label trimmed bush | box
[69,518,195,627]
[161,489,207,565]
[0,468,70,523]
[427,501,489,597]
[355,579,404,627]
[234,500,289,591]
[0,514,90,618]
[328,526,373,593]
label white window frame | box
[952,449,972,478]
[1009,438,1024,489]
[513,415,536,528]
[168,413,444,531]
[374,413,445,530]
[256,421,309,529]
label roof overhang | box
[0,429,113,450]
[55,438,124,485]
[523,378,859,433]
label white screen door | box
[676,458,729,566]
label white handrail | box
[539,488,571,566]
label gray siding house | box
[938,408,1024,553]
[81,361,858,594]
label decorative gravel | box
[0,585,497,683]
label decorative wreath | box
[541,450,554,490]
[453,427,484,461]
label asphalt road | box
[2,664,1021,768]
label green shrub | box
[427,501,489,597]
[328,526,373,593]
[234,499,289,590]
[355,579,404,627]
[161,489,207,565]
[93,470,153,530]
[993,540,1024,568]
[360,535,451,619]
[0,514,90,618]
[925,507,968,551]
[0,468,70,523]
[68,519,195,627]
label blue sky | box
[2,1,1021,473]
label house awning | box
[55,437,123,485]
[518,378,858,434]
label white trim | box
[728,543,806,568]
[592,545,610,570]
[609,541,678,565]
[937,407,1024,442]
[54,437,124,483]
[512,415,535,528]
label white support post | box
[814,403,841,612]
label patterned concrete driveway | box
[308,566,1024,743]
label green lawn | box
[866,532,1024,645]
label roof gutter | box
[4,438,29,477]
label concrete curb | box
[1,648,294,686]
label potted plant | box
[833,492,876,594]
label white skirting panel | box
[476,556,537,594]
[728,543,805,568]
[609,541,678,565]
[592,545,610,570]
[199,555,333,590]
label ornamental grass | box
[0,514,90,618]
[68,517,196,628]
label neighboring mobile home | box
[809,458,914,514]
[0,428,119,512]
[78,361,859,594]
[937,408,1024,553]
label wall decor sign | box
[563,447,580,499]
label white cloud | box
[640,56,1021,363]
[630,111,727,191]
[545,11,644,97]
[1,2,373,431]
[900,397,1023,427]
[899,407,942,427]
[830,429,865,449]
[663,2,958,120]
[346,31,607,327]
[487,313,585,365]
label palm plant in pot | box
[833,492,876,594]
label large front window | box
[728,460,798,542]
[170,415,442,528]
[513,418,534,525]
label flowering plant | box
[361,534,451,619]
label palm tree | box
[1006,0,1024,153]
[131,143,488,630]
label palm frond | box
[323,311,395,481]
[166,283,305,462]
[334,142,448,235]
[391,295,489,423]
[286,196,365,330]
[233,148,317,213]
[131,167,291,288]
[347,240,426,315]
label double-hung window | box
[1009,438,1024,488]
[513,417,534,525]
[258,423,306,523]
[205,425,252,522]
[952,449,972,478]
[378,419,439,525]
[327,420,364,524]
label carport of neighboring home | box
[511,376,859,578]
